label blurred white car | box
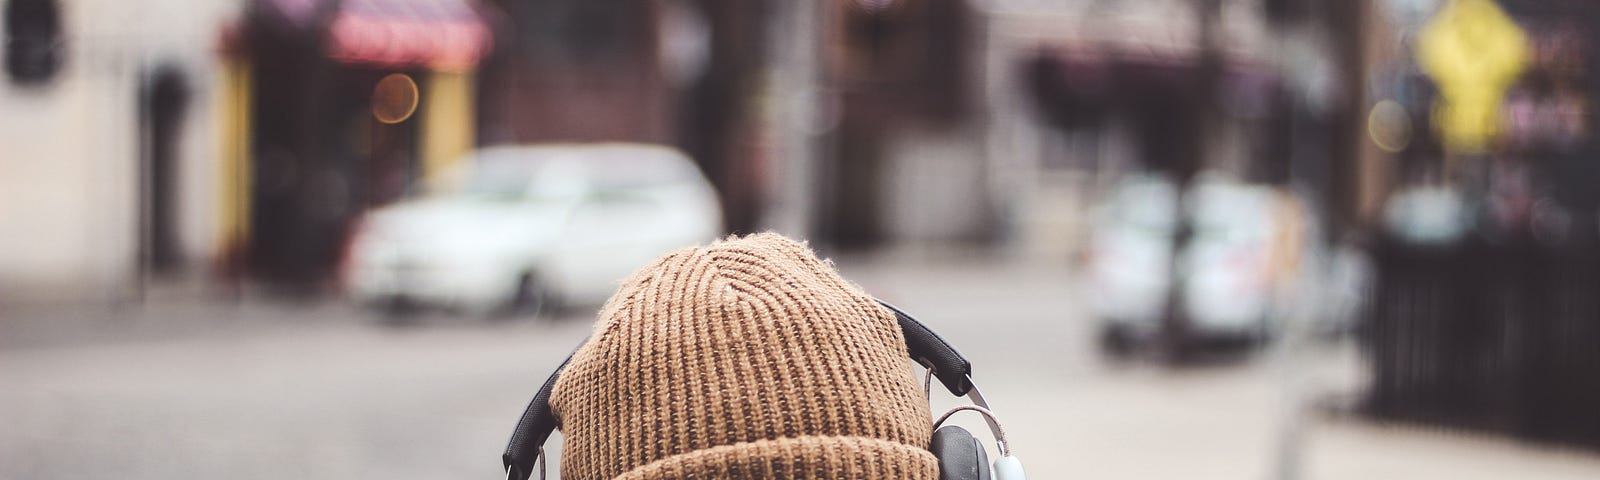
[342,143,722,316]
[1086,173,1309,353]
[1085,174,1179,334]
[1176,179,1286,337]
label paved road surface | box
[4,250,1600,479]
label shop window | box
[5,0,63,86]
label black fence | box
[1364,237,1600,447]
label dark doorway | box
[139,65,191,275]
[247,65,422,287]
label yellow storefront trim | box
[420,70,476,192]
[217,59,252,258]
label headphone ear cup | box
[930,425,991,480]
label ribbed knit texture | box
[550,233,938,480]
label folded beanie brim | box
[612,435,939,480]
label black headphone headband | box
[501,300,973,480]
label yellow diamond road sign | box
[1416,0,1528,153]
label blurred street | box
[8,0,1600,477]
[7,252,1600,479]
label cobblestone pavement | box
[4,251,1600,479]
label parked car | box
[1084,173,1180,345]
[1085,173,1312,355]
[342,143,722,317]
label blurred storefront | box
[1361,0,1600,448]
[0,0,243,302]
[769,0,1359,253]
[980,0,1284,259]
[223,0,775,289]
[808,0,989,249]
[476,0,771,235]
[1365,0,1600,244]
[976,0,1378,262]
[225,0,491,287]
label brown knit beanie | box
[548,233,939,479]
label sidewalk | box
[0,274,367,351]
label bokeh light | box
[371,72,418,124]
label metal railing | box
[1365,237,1600,447]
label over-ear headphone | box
[501,300,1026,480]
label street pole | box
[762,0,821,240]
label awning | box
[265,0,493,72]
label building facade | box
[0,0,243,302]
